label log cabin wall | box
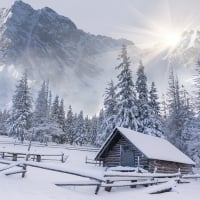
[103,133,149,168]
[99,130,193,174]
[148,159,192,174]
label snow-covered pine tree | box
[90,115,98,145]
[182,116,200,167]
[51,95,60,124]
[58,98,66,143]
[0,109,9,135]
[161,94,167,119]
[84,115,92,145]
[114,45,139,130]
[136,61,149,133]
[194,60,200,116]
[95,81,117,146]
[32,81,50,142]
[74,111,86,146]
[104,80,117,118]
[65,105,75,145]
[45,95,65,143]
[166,68,189,150]
[166,69,181,148]
[166,68,177,114]
[96,109,104,136]
[147,82,164,137]
[149,82,160,116]
[58,98,66,132]
[47,90,52,122]
[9,71,33,139]
[180,63,200,166]
[33,81,48,125]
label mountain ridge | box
[0,1,134,114]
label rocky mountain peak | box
[0,1,133,114]
[10,0,33,13]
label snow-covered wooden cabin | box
[95,127,195,174]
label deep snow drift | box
[0,136,200,200]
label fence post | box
[21,164,27,178]
[36,155,41,162]
[177,168,181,183]
[13,153,17,161]
[61,153,64,163]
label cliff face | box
[0,1,133,113]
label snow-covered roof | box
[96,127,195,165]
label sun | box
[161,31,181,48]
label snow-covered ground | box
[0,136,200,200]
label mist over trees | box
[0,45,200,165]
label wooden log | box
[55,180,100,186]
[55,180,102,195]
[0,161,22,172]
[23,162,104,182]
[101,179,168,188]
[149,187,172,194]
[5,169,26,176]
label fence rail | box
[0,140,100,152]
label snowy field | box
[0,136,200,200]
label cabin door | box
[120,145,135,167]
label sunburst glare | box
[157,29,181,48]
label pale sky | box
[0,0,199,114]
[1,0,200,46]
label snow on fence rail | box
[182,174,200,179]
[0,159,192,195]
[0,150,67,163]
[22,161,104,182]
[85,156,103,166]
[0,161,22,172]
[101,170,181,192]
[0,140,100,152]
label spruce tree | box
[114,45,139,130]
[147,82,164,137]
[161,94,167,119]
[65,105,75,145]
[166,68,189,150]
[51,95,60,124]
[75,111,86,145]
[104,80,117,118]
[194,60,200,116]
[9,71,33,138]
[136,61,149,133]
[0,109,9,135]
[34,81,48,125]
[96,81,117,145]
[90,115,98,145]
[149,82,160,116]
[96,109,104,136]
[58,98,66,132]
[84,116,92,145]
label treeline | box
[0,74,103,145]
[0,45,200,166]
